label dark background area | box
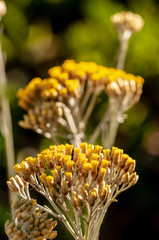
[0,0,159,239]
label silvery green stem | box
[88,100,115,144]
[102,107,122,149]
[80,84,93,117]
[83,91,98,126]
[0,27,15,204]
[117,29,132,70]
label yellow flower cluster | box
[17,60,144,137]
[5,198,57,240]
[13,142,138,209]
[17,76,80,112]
[49,59,144,90]
[105,74,143,109]
[111,11,144,34]
[17,60,144,112]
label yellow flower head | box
[12,142,138,209]
[17,60,144,111]
[17,60,144,136]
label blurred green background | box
[1,0,159,239]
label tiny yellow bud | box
[80,142,87,153]
[111,148,122,165]
[52,169,61,184]
[101,159,109,168]
[54,153,63,165]
[91,160,98,177]
[37,153,45,168]
[49,145,57,151]
[94,145,102,154]
[90,153,99,161]
[46,175,54,188]
[48,66,62,77]
[44,153,53,168]
[103,149,110,159]
[13,162,29,178]
[82,162,91,178]
[119,154,129,168]
[50,187,57,201]
[66,160,74,172]
[39,173,47,185]
[97,168,106,183]
[56,165,61,174]
[124,158,136,173]
[89,188,98,206]
[65,172,72,182]
[61,180,69,195]
[58,87,67,96]
[62,155,71,164]
[83,183,89,192]
[65,144,73,155]
[74,147,80,158]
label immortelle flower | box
[7,142,138,240]
[17,60,144,147]
[111,11,144,37]
[5,198,57,240]
[88,68,144,146]
[106,71,144,111]
[111,11,144,70]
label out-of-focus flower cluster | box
[17,60,144,146]
[5,198,57,240]
[111,11,144,36]
[18,60,144,109]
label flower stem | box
[83,91,98,126]
[117,29,132,70]
[0,28,15,204]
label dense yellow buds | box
[6,142,139,240]
[17,60,144,142]
[17,60,144,113]
[11,142,138,211]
